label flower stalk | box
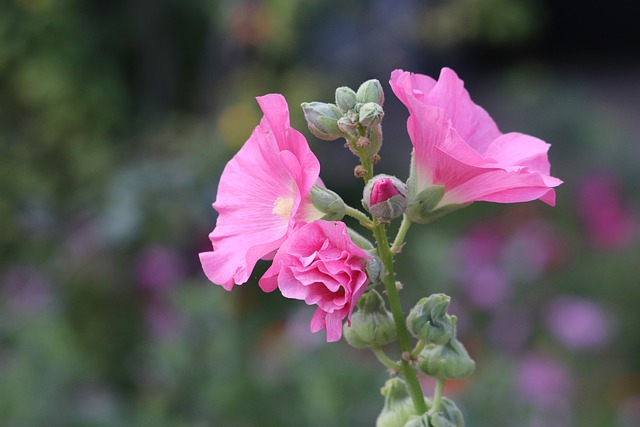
[372,218,429,414]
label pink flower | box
[199,94,323,290]
[516,354,572,406]
[545,296,613,350]
[259,220,371,342]
[390,68,562,211]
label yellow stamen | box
[272,196,294,220]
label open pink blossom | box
[390,68,562,209]
[199,94,324,290]
[259,220,371,342]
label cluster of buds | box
[376,378,464,427]
[373,294,472,427]
[301,79,385,166]
[407,294,475,381]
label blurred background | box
[1,0,639,426]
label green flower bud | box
[376,378,418,427]
[403,414,430,427]
[337,116,358,134]
[308,185,346,221]
[301,102,344,141]
[403,397,463,427]
[359,102,385,127]
[406,294,455,345]
[344,289,398,349]
[362,174,407,222]
[416,339,475,381]
[357,79,385,105]
[335,86,358,112]
[430,397,464,427]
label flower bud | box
[344,289,398,349]
[357,79,384,105]
[359,102,385,127]
[406,294,455,345]
[403,414,430,427]
[308,185,346,221]
[376,378,418,427]
[335,86,358,112]
[416,339,475,381]
[363,175,408,222]
[429,397,464,427]
[337,116,358,134]
[301,102,344,141]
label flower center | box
[272,196,295,219]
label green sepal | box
[416,339,475,381]
[308,185,346,221]
[376,378,419,427]
[406,294,455,345]
[301,102,344,141]
[343,289,397,349]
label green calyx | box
[405,151,470,224]
[406,294,455,345]
[308,185,346,221]
[376,378,419,427]
[301,102,344,141]
[344,289,398,349]
[357,79,385,105]
[402,397,464,427]
[416,339,475,381]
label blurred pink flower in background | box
[3,265,53,314]
[144,299,185,340]
[454,212,567,310]
[545,295,613,350]
[390,68,562,208]
[517,354,573,406]
[489,307,532,353]
[200,94,321,290]
[455,224,511,309]
[135,245,187,293]
[260,220,370,342]
[577,173,638,250]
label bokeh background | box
[2,0,639,426]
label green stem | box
[430,377,445,415]
[372,348,401,371]
[372,219,428,414]
[345,205,374,229]
[391,215,412,254]
[411,340,426,360]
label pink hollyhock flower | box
[259,220,371,342]
[199,94,324,290]
[390,68,562,217]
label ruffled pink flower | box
[199,94,323,290]
[259,220,371,342]
[390,68,562,208]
